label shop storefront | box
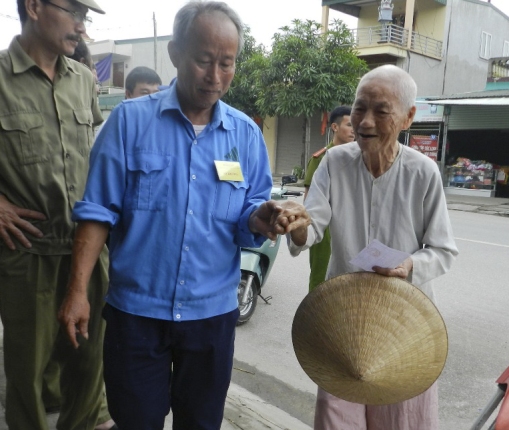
[421,95,509,198]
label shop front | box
[421,94,509,198]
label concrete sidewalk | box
[0,367,311,430]
[444,192,509,216]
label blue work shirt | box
[73,85,272,321]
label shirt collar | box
[157,81,234,131]
[9,36,81,77]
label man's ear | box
[25,0,39,22]
[125,90,132,99]
[168,40,180,68]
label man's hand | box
[0,195,45,249]
[58,290,90,349]
[57,221,109,349]
[373,257,413,279]
[249,200,310,241]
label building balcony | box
[486,57,509,90]
[349,24,443,60]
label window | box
[503,41,509,57]
[480,31,492,60]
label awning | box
[418,98,509,106]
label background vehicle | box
[237,175,301,325]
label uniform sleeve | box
[288,153,332,256]
[72,104,126,226]
[304,156,320,187]
[236,124,273,248]
[410,167,459,285]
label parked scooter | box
[237,175,302,325]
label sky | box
[0,0,508,50]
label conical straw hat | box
[292,272,448,405]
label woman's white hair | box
[357,65,417,112]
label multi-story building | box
[89,35,177,119]
[272,0,509,178]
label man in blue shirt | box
[58,2,308,429]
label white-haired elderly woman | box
[286,65,459,430]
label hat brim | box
[76,0,105,14]
[292,272,448,405]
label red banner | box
[409,135,438,161]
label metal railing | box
[349,24,443,59]
[411,32,443,58]
[350,24,408,48]
[489,57,509,80]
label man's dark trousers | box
[103,304,239,430]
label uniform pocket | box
[213,180,248,223]
[125,153,171,211]
[73,108,94,156]
[0,112,47,165]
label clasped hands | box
[249,199,310,241]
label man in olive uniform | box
[0,0,112,429]
[303,106,354,291]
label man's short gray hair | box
[172,1,245,57]
[357,65,417,112]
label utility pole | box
[153,12,157,73]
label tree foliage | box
[222,26,267,118]
[255,19,368,118]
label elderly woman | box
[286,65,459,430]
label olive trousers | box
[0,247,109,430]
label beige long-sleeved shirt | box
[288,142,458,301]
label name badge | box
[214,161,244,182]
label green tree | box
[256,19,368,168]
[222,26,267,121]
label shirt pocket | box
[0,112,47,165]
[125,153,171,211]
[213,180,248,223]
[73,108,93,156]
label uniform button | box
[180,280,185,285]
[177,303,182,308]
[184,246,189,251]
[65,153,71,159]
[189,210,193,215]
[193,140,197,145]
[191,175,196,180]
[176,314,181,319]
[69,185,75,191]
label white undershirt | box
[193,125,206,135]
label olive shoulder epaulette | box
[312,147,328,158]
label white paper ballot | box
[349,240,411,272]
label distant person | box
[287,65,458,430]
[125,66,162,99]
[0,0,113,429]
[58,2,307,429]
[303,106,354,291]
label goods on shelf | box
[446,158,496,191]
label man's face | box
[169,12,238,121]
[331,115,355,145]
[350,80,414,153]
[126,82,160,99]
[36,0,88,57]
